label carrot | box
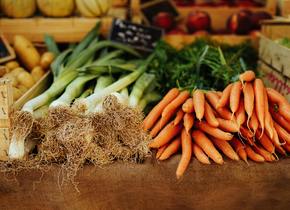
[254,79,265,137]
[176,129,192,179]
[256,130,275,154]
[270,106,290,133]
[245,145,265,162]
[249,111,259,135]
[231,138,248,163]
[240,126,254,145]
[264,88,274,139]
[156,143,168,159]
[182,98,194,113]
[149,122,182,148]
[144,88,179,130]
[230,81,242,115]
[283,144,290,153]
[243,82,254,128]
[205,91,232,120]
[192,130,224,164]
[162,90,190,120]
[192,89,205,121]
[216,91,222,97]
[253,144,275,162]
[174,109,185,126]
[272,127,282,146]
[239,70,256,83]
[150,118,162,138]
[159,137,181,160]
[216,118,239,133]
[192,143,211,164]
[236,97,246,129]
[274,142,287,156]
[196,121,233,141]
[267,88,290,121]
[216,83,232,109]
[204,102,219,127]
[212,137,239,161]
[273,121,290,144]
[183,113,194,133]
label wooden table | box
[1,156,290,210]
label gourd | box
[0,0,36,18]
[37,0,75,17]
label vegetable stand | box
[1,157,290,210]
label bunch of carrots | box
[143,71,290,179]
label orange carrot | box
[243,82,254,128]
[236,97,246,128]
[183,113,194,133]
[176,129,192,179]
[230,81,242,115]
[156,143,168,159]
[270,106,290,133]
[174,109,185,126]
[212,137,239,161]
[272,126,283,146]
[162,90,190,120]
[192,130,224,164]
[182,98,194,113]
[205,91,232,120]
[245,145,265,162]
[231,137,248,163]
[264,88,274,139]
[192,89,205,121]
[273,121,290,144]
[239,70,256,83]
[144,88,179,130]
[150,118,162,138]
[204,102,219,127]
[196,121,233,141]
[149,122,182,148]
[216,91,222,97]
[216,118,239,133]
[283,144,290,152]
[254,79,265,137]
[249,111,259,135]
[240,126,254,145]
[159,137,181,160]
[253,144,275,162]
[192,143,211,164]
[256,130,275,154]
[267,88,290,121]
[216,83,232,109]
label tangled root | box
[11,111,34,139]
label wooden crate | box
[281,0,290,18]
[261,18,290,40]
[0,7,127,43]
[164,34,258,49]
[173,0,277,31]
[259,35,290,101]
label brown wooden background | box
[1,156,290,210]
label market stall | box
[0,0,290,209]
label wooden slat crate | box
[281,0,290,18]
[261,18,290,40]
[259,35,290,101]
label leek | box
[138,92,161,110]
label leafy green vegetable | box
[276,37,290,49]
[149,38,258,94]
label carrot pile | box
[143,71,290,179]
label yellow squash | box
[37,0,75,17]
[0,0,36,18]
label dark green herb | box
[149,38,258,94]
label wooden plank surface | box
[1,156,290,210]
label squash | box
[0,0,36,18]
[37,0,75,17]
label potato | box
[2,73,18,87]
[5,61,20,71]
[17,71,35,89]
[13,35,40,71]
[0,66,8,77]
[13,87,23,101]
[31,66,45,81]
[40,52,55,70]
[18,85,29,94]
[9,67,26,77]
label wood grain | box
[1,156,290,210]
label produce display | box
[174,0,267,7]
[0,35,52,101]
[144,71,290,179]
